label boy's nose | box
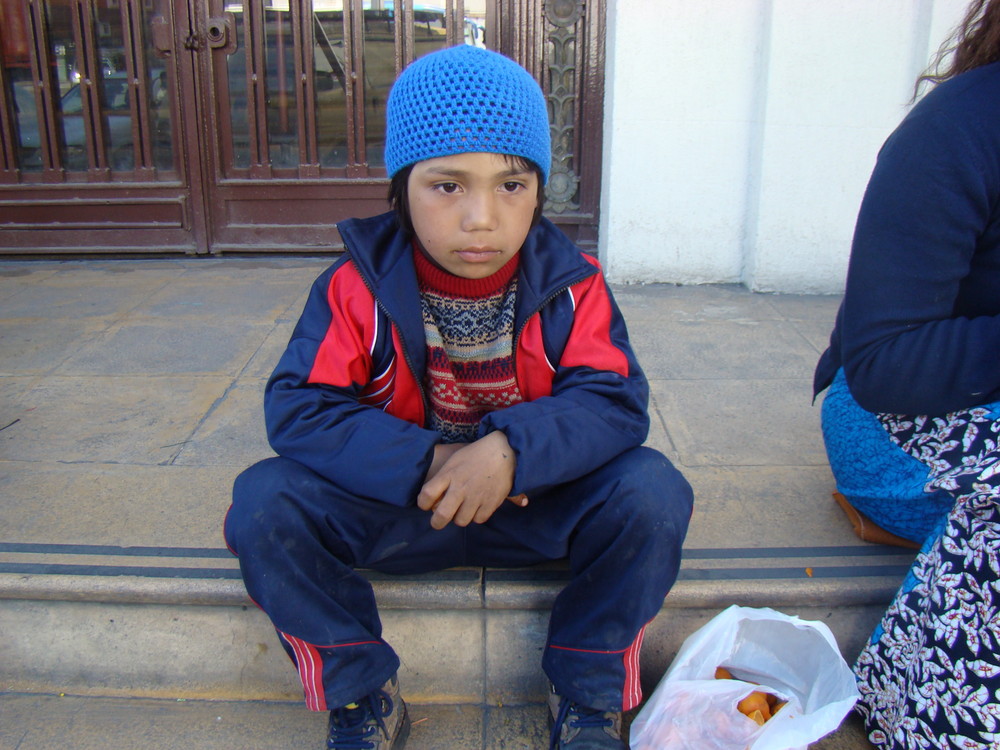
[462,192,499,231]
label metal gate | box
[0,0,605,255]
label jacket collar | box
[338,211,596,299]
[336,210,599,357]
[336,212,426,376]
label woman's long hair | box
[917,0,1000,95]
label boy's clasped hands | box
[419,430,528,530]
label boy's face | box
[407,152,539,280]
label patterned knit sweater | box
[414,246,524,443]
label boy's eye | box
[501,181,525,193]
[435,182,460,194]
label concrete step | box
[0,692,874,749]
[0,541,912,704]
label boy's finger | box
[430,494,461,530]
[417,491,436,511]
[452,498,483,528]
[474,501,503,525]
[417,476,447,510]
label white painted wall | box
[599,0,969,292]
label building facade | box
[0,1,976,292]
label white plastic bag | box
[629,605,859,750]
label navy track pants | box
[224,445,692,713]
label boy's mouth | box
[456,246,502,262]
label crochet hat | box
[384,45,551,184]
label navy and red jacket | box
[264,210,651,507]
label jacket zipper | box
[511,270,596,375]
[352,246,596,420]
[354,268,432,426]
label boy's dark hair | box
[387,155,547,237]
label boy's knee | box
[612,447,693,533]
[226,457,313,549]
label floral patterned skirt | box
[855,403,1000,749]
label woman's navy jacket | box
[264,211,651,507]
[815,61,1000,416]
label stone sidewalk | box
[0,257,893,748]
[0,257,854,553]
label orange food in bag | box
[737,691,772,723]
[716,666,785,725]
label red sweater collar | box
[413,242,519,298]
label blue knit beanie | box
[384,45,551,184]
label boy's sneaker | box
[327,674,410,749]
[547,686,625,749]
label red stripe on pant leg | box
[547,623,649,711]
[622,624,647,711]
[280,631,327,711]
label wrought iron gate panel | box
[1,0,179,181]
[207,0,472,180]
[0,0,606,254]
[0,0,197,254]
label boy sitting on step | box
[224,44,693,750]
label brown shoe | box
[833,492,920,549]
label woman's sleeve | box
[839,104,1000,415]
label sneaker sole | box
[391,705,411,749]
